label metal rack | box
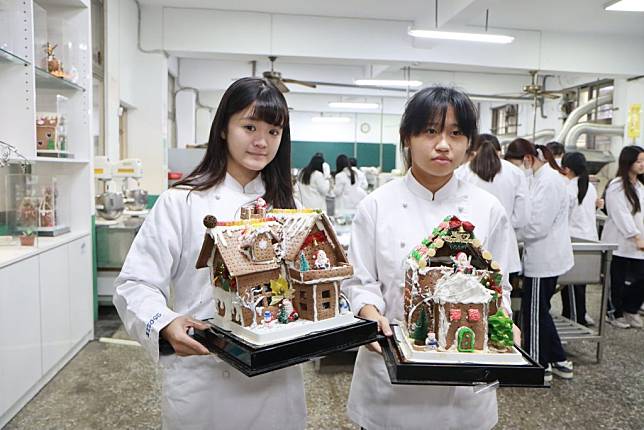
[554,239,618,363]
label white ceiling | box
[143,0,644,36]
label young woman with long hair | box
[560,152,598,326]
[334,154,367,215]
[113,77,305,429]
[295,153,330,212]
[505,138,574,382]
[601,145,644,329]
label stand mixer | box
[94,156,125,221]
[113,159,148,213]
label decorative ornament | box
[434,238,444,248]
[427,248,436,257]
[425,332,438,350]
[491,261,500,270]
[413,308,429,345]
[313,249,331,270]
[269,277,293,305]
[488,309,514,350]
[482,250,493,261]
[299,252,310,272]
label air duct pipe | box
[564,123,625,149]
[519,129,555,142]
[555,94,613,143]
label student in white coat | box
[295,154,330,212]
[334,154,367,215]
[560,152,598,326]
[349,157,369,191]
[457,133,529,273]
[602,145,644,329]
[113,78,306,430]
[505,139,574,382]
[342,86,521,430]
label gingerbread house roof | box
[195,217,282,277]
[269,209,349,264]
[407,215,500,273]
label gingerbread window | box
[449,308,462,322]
[467,308,481,322]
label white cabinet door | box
[0,257,42,417]
[39,245,72,374]
[68,236,93,345]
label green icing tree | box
[413,308,429,345]
[299,252,310,272]
[278,305,289,324]
[488,309,514,350]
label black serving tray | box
[161,318,378,377]
[379,324,547,388]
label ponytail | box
[562,152,589,205]
[470,134,502,182]
[535,144,565,174]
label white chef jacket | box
[353,167,369,191]
[457,159,530,231]
[601,178,644,260]
[341,171,519,430]
[517,165,574,278]
[567,177,599,241]
[113,173,306,430]
[334,168,367,215]
[295,170,330,212]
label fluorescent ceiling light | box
[328,102,380,109]
[311,116,351,124]
[354,79,423,88]
[408,28,514,44]
[605,0,644,11]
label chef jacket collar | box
[404,169,459,202]
[224,172,265,195]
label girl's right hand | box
[359,304,393,355]
[160,315,210,356]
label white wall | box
[105,0,168,194]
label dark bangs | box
[400,86,478,146]
[247,86,289,128]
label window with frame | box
[491,104,518,136]
[562,79,614,150]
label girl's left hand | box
[512,323,521,345]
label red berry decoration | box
[448,216,462,229]
[462,221,475,232]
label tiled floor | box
[6,289,644,430]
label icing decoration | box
[472,239,481,248]
[449,308,462,322]
[482,250,492,260]
[425,332,438,350]
[467,308,481,322]
[434,238,444,248]
[313,250,331,270]
[413,308,429,345]
[299,252,310,271]
[456,326,475,352]
[491,261,500,270]
[427,248,436,257]
[488,309,514,350]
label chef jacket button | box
[402,202,408,208]
[400,241,405,248]
[215,195,221,200]
[222,369,230,379]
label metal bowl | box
[125,189,148,211]
[96,192,125,220]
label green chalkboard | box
[291,141,397,172]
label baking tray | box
[379,324,547,388]
[160,318,378,377]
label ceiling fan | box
[261,56,318,93]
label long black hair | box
[173,77,295,209]
[470,133,502,182]
[615,145,644,214]
[562,152,589,205]
[399,86,478,169]
[299,154,324,185]
[335,154,355,185]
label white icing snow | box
[433,272,493,305]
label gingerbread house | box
[403,215,508,353]
[269,209,353,322]
[195,200,354,338]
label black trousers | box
[561,284,587,325]
[521,276,566,367]
[610,255,644,318]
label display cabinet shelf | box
[34,66,86,92]
[0,47,30,66]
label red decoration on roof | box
[302,231,327,248]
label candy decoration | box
[482,250,493,260]
[491,261,500,270]
[467,308,481,322]
[449,308,462,322]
